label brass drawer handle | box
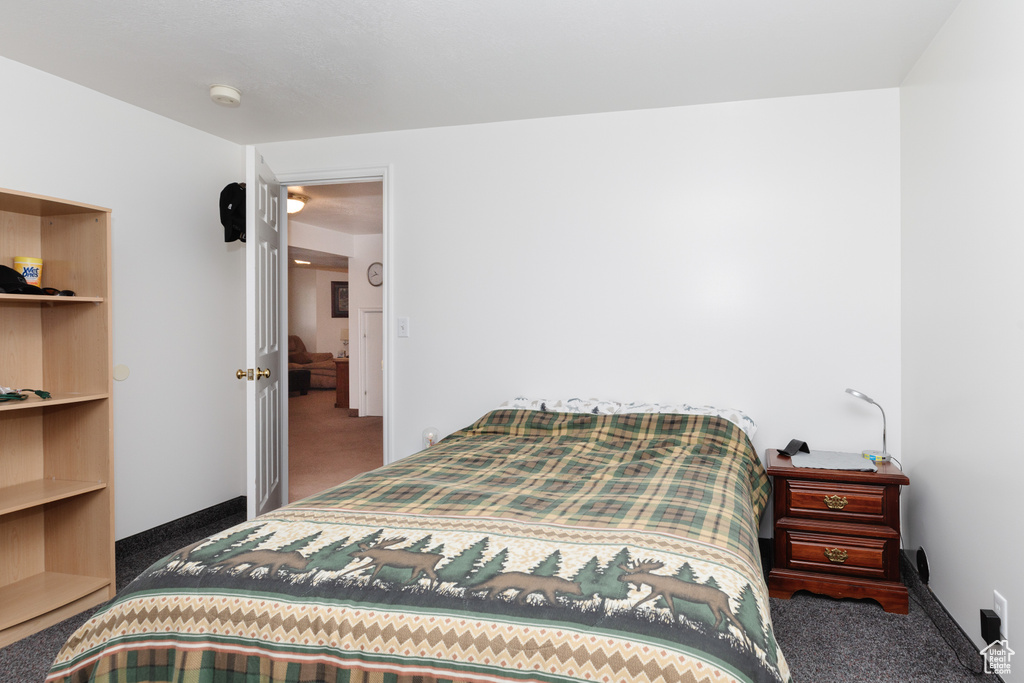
[823,494,848,510]
[824,547,848,563]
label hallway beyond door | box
[288,389,383,501]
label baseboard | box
[115,496,246,556]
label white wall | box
[0,57,246,539]
[287,218,355,357]
[902,0,1023,668]
[288,267,317,347]
[288,267,349,357]
[262,90,902,488]
[289,219,354,258]
[315,270,348,357]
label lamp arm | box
[845,388,890,456]
[874,401,887,455]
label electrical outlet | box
[994,590,1009,640]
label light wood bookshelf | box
[0,187,114,648]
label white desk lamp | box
[845,388,890,462]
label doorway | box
[283,178,385,502]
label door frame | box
[276,165,393,465]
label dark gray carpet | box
[771,585,996,682]
[0,502,1001,682]
[764,547,1000,683]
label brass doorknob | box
[236,368,271,380]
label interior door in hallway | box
[362,309,383,416]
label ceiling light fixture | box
[209,84,241,107]
[293,259,311,265]
[287,193,309,214]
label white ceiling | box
[288,182,383,236]
[0,1,961,145]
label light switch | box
[397,317,410,338]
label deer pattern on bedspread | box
[48,410,791,683]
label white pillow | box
[498,396,757,440]
[500,397,621,415]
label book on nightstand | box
[789,450,877,472]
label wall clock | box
[367,262,383,287]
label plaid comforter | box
[48,409,791,683]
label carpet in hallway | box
[288,389,383,501]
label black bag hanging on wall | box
[220,182,246,243]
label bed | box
[48,401,791,683]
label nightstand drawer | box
[785,480,888,525]
[781,529,893,580]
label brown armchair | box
[287,335,336,390]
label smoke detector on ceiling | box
[209,84,241,108]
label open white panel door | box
[245,147,284,519]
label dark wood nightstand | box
[766,449,910,613]
[333,358,349,410]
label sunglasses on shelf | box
[41,287,75,296]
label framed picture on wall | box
[331,281,349,318]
